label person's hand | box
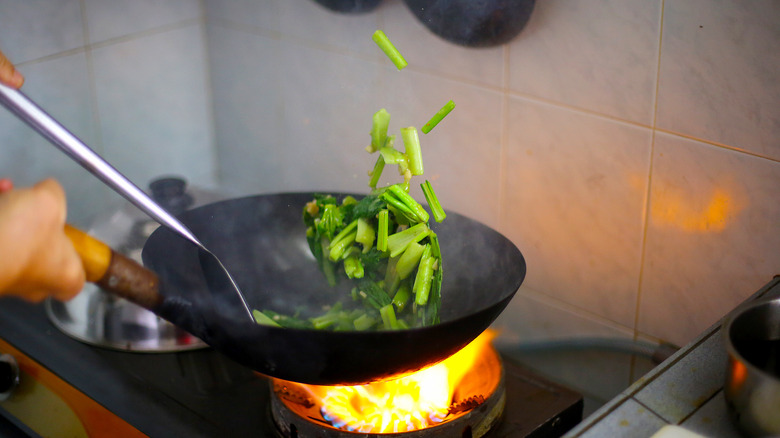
[0,178,85,301]
[0,48,24,88]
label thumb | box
[0,50,24,89]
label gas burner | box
[0,297,585,437]
[270,332,505,437]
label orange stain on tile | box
[651,187,739,233]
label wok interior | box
[146,193,524,323]
[142,193,526,383]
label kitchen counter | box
[564,276,780,438]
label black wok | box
[141,192,525,385]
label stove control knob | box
[0,354,20,401]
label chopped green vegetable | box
[380,303,400,330]
[256,103,448,331]
[386,223,429,258]
[396,241,426,280]
[392,283,412,313]
[372,30,408,70]
[422,100,455,134]
[369,108,391,152]
[353,313,376,331]
[421,180,446,223]
[368,155,385,189]
[329,229,357,261]
[413,244,434,305]
[344,251,364,279]
[401,127,423,176]
[377,209,389,252]
[253,309,281,327]
[387,184,429,223]
[356,217,376,252]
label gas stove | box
[0,298,582,437]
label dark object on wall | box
[313,0,383,13]
[403,0,535,47]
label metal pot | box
[723,297,780,436]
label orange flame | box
[296,330,497,433]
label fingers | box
[0,178,13,193]
[32,178,68,225]
[0,49,24,89]
[0,179,85,301]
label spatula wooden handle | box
[64,224,162,310]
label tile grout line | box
[631,0,667,380]
[676,388,724,426]
[79,0,104,157]
[197,18,780,165]
[497,44,511,229]
[631,396,673,424]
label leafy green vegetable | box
[257,83,449,330]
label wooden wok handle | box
[64,224,162,310]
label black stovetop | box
[0,299,581,437]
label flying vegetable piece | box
[422,100,455,134]
[368,108,391,153]
[372,30,407,70]
[401,127,423,176]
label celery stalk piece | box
[392,284,412,313]
[329,231,357,261]
[387,184,429,223]
[380,191,415,219]
[413,245,434,305]
[386,223,429,257]
[356,217,375,252]
[344,253,364,279]
[380,303,400,330]
[384,255,401,294]
[396,241,426,280]
[377,209,389,252]
[330,219,359,248]
[369,108,391,153]
[253,309,281,327]
[378,145,407,165]
[386,204,410,226]
[310,302,346,330]
[368,155,385,189]
[421,100,455,134]
[421,180,446,222]
[353,313,376,331]
[372,30,408,70]
[401,127,423,176]
[320,238,338,286]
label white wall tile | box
[638,133,780,345]
[508,0,661,125]
[206,24,284,195]
[656,0,780,160]
[0,52,113,226]
[274,41,383,194]
[0,0,84,63]
[204,0,283,33]
[378,0,505,87]
[91,25,216,189]
[83,0,202,44]
[279,0,381,58]
[501,98,652,327]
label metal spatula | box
[0,83,254,322]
